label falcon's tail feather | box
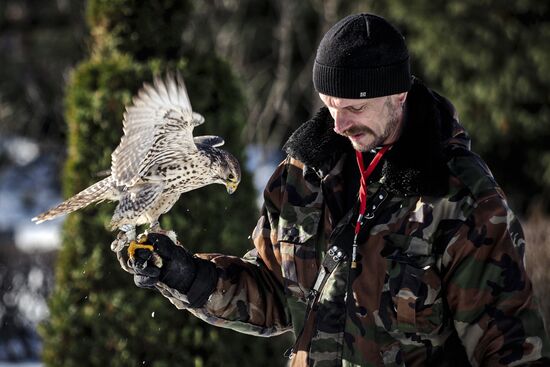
[32,177,114,223]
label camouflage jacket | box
[158,79,550,366]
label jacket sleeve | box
[442,193,550,366]
[156,159,293,337]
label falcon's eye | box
[228,174,235,181]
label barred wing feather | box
[111,74,204,186]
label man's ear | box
[395,91,408,105]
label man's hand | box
[130,233,197,292]
[116,232,218,308]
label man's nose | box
[332,110,349,135]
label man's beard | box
[342,98,401,152]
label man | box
[117,13,550,366]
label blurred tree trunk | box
[187,0,368,152]
[0,0,86,143]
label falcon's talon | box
[125,239,163,268]
[128,240,155,260]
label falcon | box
[33,73,241,254]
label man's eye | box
[348,105,366,112]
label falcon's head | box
[217,152,241,194]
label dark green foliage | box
[0,0,86,142]
[39,1,288,366]
[370,1,550,211]
[86,0,192,60]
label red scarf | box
[352,145,391,268]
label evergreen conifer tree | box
[39,1,288,365]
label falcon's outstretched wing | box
[111,74,205,186]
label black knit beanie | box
[313,13,411,99]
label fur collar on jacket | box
[283,78,459,197]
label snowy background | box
[0,137,62,364]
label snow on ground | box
[14,221,61,253]
[0,136,63,252]
[0,136,62,363]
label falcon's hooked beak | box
[225,180,239,194]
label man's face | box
[319,92,407,152]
